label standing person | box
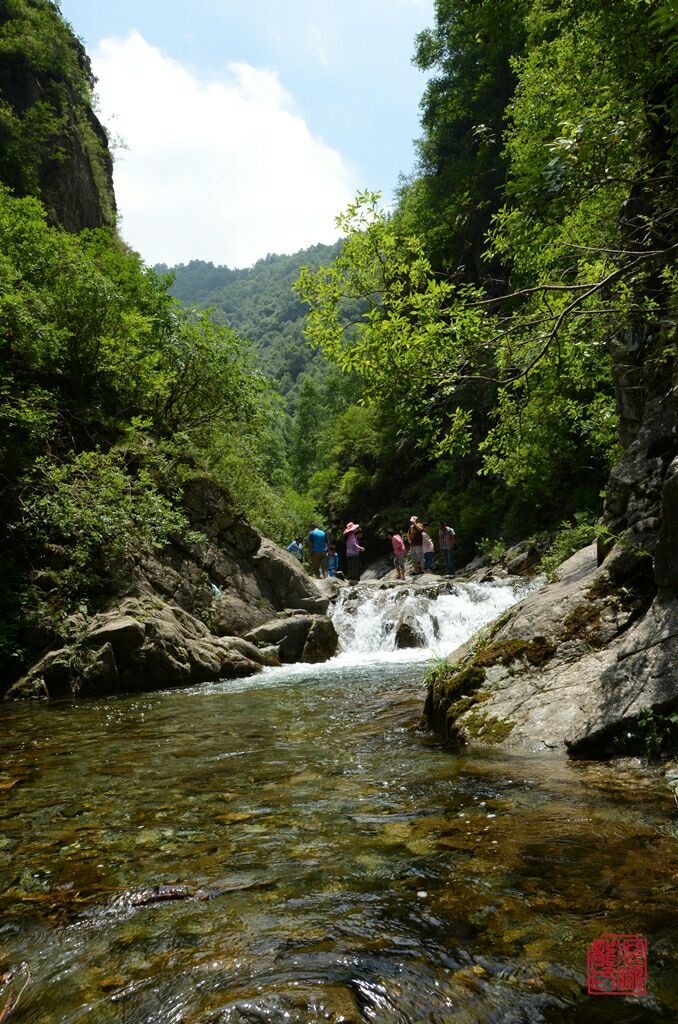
[438,520,457,577]
[307,522,328,578]
[388,529,406,580]
[326,544,339,578]
[344,521,365,583]
[407,516,424,574]
[422,522,435,573]
[286,536,304,563]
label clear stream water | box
[1,580,676,1023]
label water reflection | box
[0,661,676,1023]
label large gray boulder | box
[252,538,329,614]
[5,596,279,700]
[424,543,678,754]
[244,613,338,664]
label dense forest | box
[1,0,676,689]
[157,244,339,403]
[164,0,677,570]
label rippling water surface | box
[1,659,676,1023]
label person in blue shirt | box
[326,544,339,577]
[307,522,328,577]
[286,536,304,562]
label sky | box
[57,0,435,268]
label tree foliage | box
[296,0,677,538]
[0,184,308,675]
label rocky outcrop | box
[425,219,678,758]
[5,596,280,700]
[0,2,116,231]
[244,613,339,664]
[425,543,678,754]
[7,476,335,699]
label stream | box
[1,578,676,1022]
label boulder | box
[302,617,339,663]
[424,542,678,755]
[315,576,349,602]
[502,539,547,576]
[395,615,426,649]
[252,538,329,614]
[244,614,338,664]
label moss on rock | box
[473,636,556,668]
[559,603,603,642]
[463,711,515,744]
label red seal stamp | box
[587,934,648,996]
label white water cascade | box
[329,577,536,666]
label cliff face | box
[0,0,116,230]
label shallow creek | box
[1,581,677,1022]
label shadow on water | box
[0,658,676,1023]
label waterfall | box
[329,577,536,665]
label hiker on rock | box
[326,544,339,578]
[407,516,424,575]
[344,522,364,583]
[421,522,435,573]
[388,529,406,580]
[438,520,457,577]
[307,522,328,578]
[286,536,304,562]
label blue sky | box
[58,0,435,267]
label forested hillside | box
[162,0,677,571]
[2,0,676,691]
[158,243,340,403]
[294,0,677,565]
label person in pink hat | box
[343,522,365,583]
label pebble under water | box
[1,657,677,1023]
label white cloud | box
[92,32,357,267]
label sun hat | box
[343,521,360,534]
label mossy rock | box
[559,603,603,642]
[462,711,515,744]
[473,636,556,669]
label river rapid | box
[1,579,676,1023]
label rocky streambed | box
[1,656,676,1023]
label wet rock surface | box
[395,615,427,649]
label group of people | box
[394,516,457,578]
[287,515,456,583]
[286,521,365,582]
